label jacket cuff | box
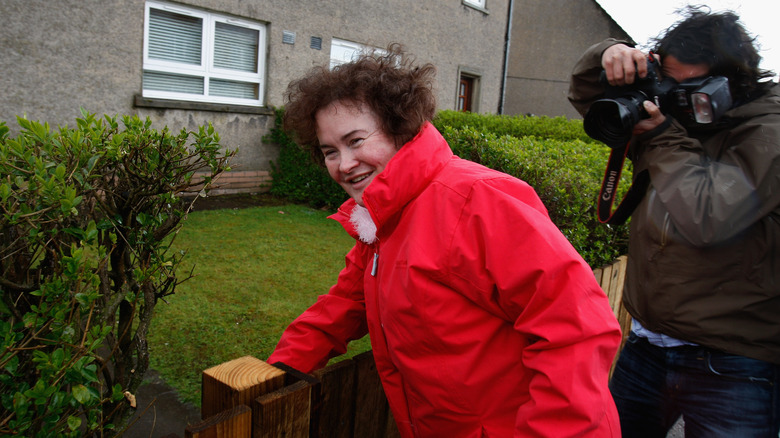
[637,117,674,142]
[598,38,634,54]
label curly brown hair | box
[653,6,774,103]
[282,43,437,166]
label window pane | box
[214,22,259,73]
[148,8,202,65]
[209,78,258,99]
[330,41,361,69]
[143,71,204,94]
[330,39,387,70]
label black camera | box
[583,55,733,146]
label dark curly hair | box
[653,6,774,103]
[282,43,437,166]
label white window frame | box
[463,0,487,10]
[329,39,386,70]
[142,1,266,107]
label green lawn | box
[147,202,371,406]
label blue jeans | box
[609,333,780,437]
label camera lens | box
[584,94,646,147]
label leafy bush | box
[266,109,631,267]
[0,110,234,436]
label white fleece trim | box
[350,205,378,244]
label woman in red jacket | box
[269,44,621,437]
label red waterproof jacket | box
[269,123,621,437]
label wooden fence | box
[593,255,632,374]
[181,351,399,438]
[175,256,630,438]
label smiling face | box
[315,101,398,207]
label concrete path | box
[120,370,201,438]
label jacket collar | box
[330,122,453,238]
[730,81,780,118]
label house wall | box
[502,0,632,118]
[1,0,508,194]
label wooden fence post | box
[201,356,286,423]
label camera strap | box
[597,143,649,225]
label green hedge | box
[268,110,631,267]
[433,110,596,144]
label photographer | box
[568,7,780,437]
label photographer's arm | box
[568,38,634,115]
[638,118,780,246]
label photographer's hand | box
[601,44,657,86]
[633,100,667,134]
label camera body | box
[583,56,733,146]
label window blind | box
[210,79,258,99]
[148,8,202,65]
[143,71,204,95]
[214,22,259,73]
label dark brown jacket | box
[569,39,780,364]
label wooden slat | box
[606,256,627,319]
[592,267,603,286]
[598,263,614,304]
[605,256,631,339]
[184,405,252,438]
[352,351,395,438]
[253,380,312,438]
[313,359,357,438]
[201,356,286,419]
[272,361,323,438]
